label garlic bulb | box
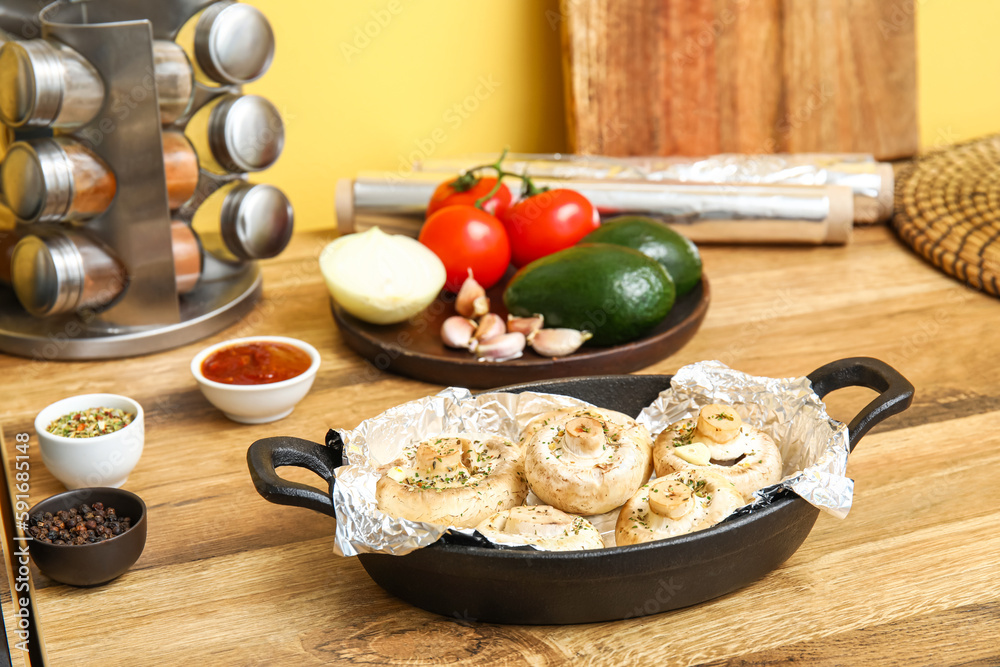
[319,227,446,325]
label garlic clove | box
[528,328,593,358]
[473,312,506,342]
[455,269,490,318]
[475,332,526,362]
[507,313,544,336]
[674,442,711,466]
[441,316,477,350]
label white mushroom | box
[523,408,654,515]
[518,408,580,448]
[376,432,528,528]
[653,404,783,498]
[615,470,745,546]
[519,406,642,448]
[476,505,605,551]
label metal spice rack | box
[0,0,280,360]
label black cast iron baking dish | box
[247,357,913,624]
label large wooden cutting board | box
[561,0,918,160]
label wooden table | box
[1,225,997,666]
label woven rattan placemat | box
[894,135,1000,296]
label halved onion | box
[319,227,446,324]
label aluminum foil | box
[332,362,851,557]
[637,361,852,518]
[418,152,882,198]
[344,172,853,245]
[332,387,595,557]
[416,152,891,222]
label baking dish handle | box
[246,434,344,518]
[807,357,914,451]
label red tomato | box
[502,189,599,267]
[419,205,511,291]
[427,177,512,219]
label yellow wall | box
[244,0,1000,232]
[917,0,1000,151]
[243,0,566,232]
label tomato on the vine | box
[419,205,511,290]
[501,188,599,267]
[427,176,512,219]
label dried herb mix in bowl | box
[46,407,134,438]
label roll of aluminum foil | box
[416,152,894,223]
[331,362,851,557]
[336,171,854,245]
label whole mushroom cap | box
[523,407,653,515]
[376,432,528,528]
[615,470,745,546]
[653,404,783,498]
[476,505,605,551]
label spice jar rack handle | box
[806,356,915,452]
[247,436,342,518]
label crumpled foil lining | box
[332,388,594,557]
[637,361,853,519]
[333,362,852,557]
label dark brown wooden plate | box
[330,276,710,389]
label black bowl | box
[26,488,147,587]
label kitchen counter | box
[1,225,997,666]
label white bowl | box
[35,394,145,490]
[191,336,321,424]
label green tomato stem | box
[460,148,550,209]
[473,148,510,210]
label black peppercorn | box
[28,503,133,545]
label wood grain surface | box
[1,225,998,666]
[561,0,919,160]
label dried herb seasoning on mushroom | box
[375,433,529,528]
[476,505,605,551]
[652,404,783,498]
[522,407,654,515]
[615,470,744,546]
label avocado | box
[581,216,702,296]
[503,244,675,346]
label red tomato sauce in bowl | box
[201,341,312,385]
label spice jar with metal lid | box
[9,229,127,317]
[171,220,203,295]
[175,0,275,86]
[1,132,199,223]
[161,131,200,210]
[0,38,195,130]
[184,93,284,174]
[191,181,293,262]
[0,39,103,131]
[1,137,116,223]
[0,223,22,284]
[10,223,205,316]
[151,41,196,125]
